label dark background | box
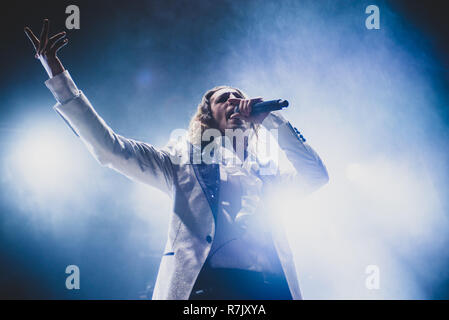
[1,0,448,299]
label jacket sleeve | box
[260,111,329,194]
[45,70,175,195]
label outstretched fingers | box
[38,19,49,55]
[25,19,68,58]
[51,37,68,54]
[24,27,40,53]
[48,31,66,49]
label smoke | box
[1,0,448,298]
[219,0,449,299]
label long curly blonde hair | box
[187,85,259,149]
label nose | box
[228,93,239,109]
[228,92,239,102]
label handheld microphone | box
[234,99,289,115]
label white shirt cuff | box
[45,70,80,104]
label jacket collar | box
[189,142,220,222]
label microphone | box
[234,99,289,115]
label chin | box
[227,126,245,132]
[227,121,248,131]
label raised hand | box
[24,19,68,78]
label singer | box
[25,19,329,300]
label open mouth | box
[229,113,242,120]
[226,108,242,121]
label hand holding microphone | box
[228,97,289,124]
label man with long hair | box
[25,19,329,300]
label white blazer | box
[45,70,329,300]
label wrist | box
[42,56,65,78]
[49,59,65,77]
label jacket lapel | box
[189,142,220,222]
